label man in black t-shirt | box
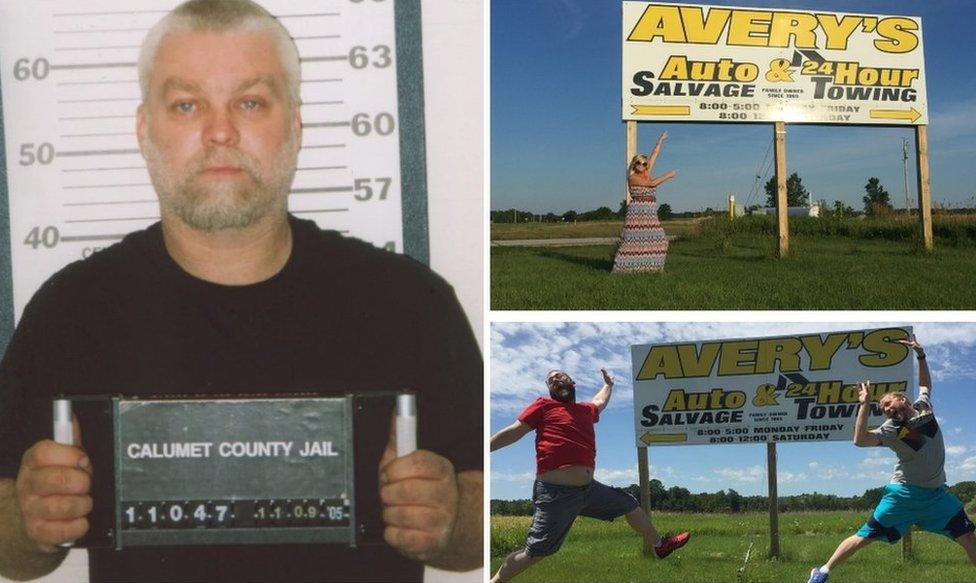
[0,1,482,582]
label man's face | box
[546,371,576,403]
[137,31,301,232]
[881,397,913,423]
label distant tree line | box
[491,480,976,515]
[490,202,687,224]
[493,174,973,225]
[762,173,894,217]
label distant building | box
[758,206,821,217]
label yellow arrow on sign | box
[869,107,921,123]
[631,104,691,116]
[640,432,688,445]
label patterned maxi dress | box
[611,184,668,273]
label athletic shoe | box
[807,567,829,583]
[654,531,691,558]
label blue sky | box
[491,1,976,213]
[490,322,976,500]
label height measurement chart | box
[0,0,428,322]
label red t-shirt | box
[518,397,599,474]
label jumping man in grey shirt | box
[808,335,976,583]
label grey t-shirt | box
[871,393,946,488]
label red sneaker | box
[655,532,691,559]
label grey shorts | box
[524,479,640,557]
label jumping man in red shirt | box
[489,368,691,582]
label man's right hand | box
[15,423,92,552]
[856,381,872,405]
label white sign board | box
[631,327,914,447]
[622,2,928,125]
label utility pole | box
[903,137,912,215]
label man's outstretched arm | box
[853,381,881,447]
[899,335,931,399]
[490,421,531,452]
[591,368,614,413]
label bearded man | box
[0,1,482,581]
[807,335,976,583]
[489,368,690,582]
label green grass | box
[491,513,976,582]
[491,219,704,241]
[490,214,976,243]
[491,235,976,309]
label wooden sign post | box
[638,445,652,556]
[774,122,788,258]
[915,126,933,250]
[626,121,638,205]
[767,442,780,559]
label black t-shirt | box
[0,216,483,582]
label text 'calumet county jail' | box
[636,329,910,381]
[126,441,340,459]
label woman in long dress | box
[612,131,677,273]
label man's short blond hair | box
[138,0,301,106]
[878,391,908,408]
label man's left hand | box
[378,431,459,563]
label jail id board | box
[630,327,915,447]
[116,397,354,546]
[0,0,428,322]
[622,2,928,125]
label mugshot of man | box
[0,1,483,581]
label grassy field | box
[491,512,975,582]
[491,235,976,310]
[491,219,704,241]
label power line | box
[746,137,774,208]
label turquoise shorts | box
[856,483,975,543]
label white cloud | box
[958,457,976,474]
[861,450,896,468]
[853,470,892,481]
[853,456,892,480]
[714,465,764,483]
[779,471,807,484]
[946,445,967,456]
[491,471,536,483]
[808,464,849,480]
[595,467,638,485]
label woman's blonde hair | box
[138,0,301,107]
[628,155,648,176]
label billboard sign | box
[630,327,915,447]
[622,2,928,125]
